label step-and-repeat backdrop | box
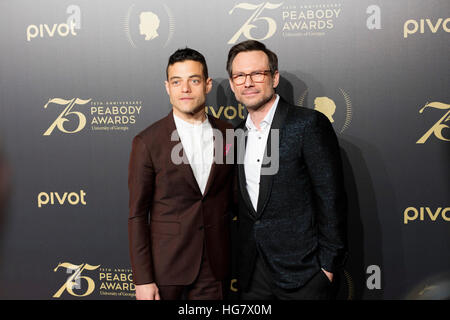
[0,0,448,300]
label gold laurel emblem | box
[297,88,353,133]
[123,3,175,49]
[343,269,355,300]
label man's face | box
[165,60,212,116]
[229,50,279,111]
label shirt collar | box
[173,112,209,129]
[245,94,280,131]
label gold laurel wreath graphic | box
[339,88,352,134]
[124,4,137,48]
[163,4,175,48]
[343,269,355,300]
[297,89,309,107]
[296,88,352,133]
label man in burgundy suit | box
[128,48,234,300]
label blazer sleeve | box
[302,111,348,273]
[128,135,155,285]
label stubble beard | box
[173,97,206,117]
[241,92,275,112]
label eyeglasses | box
[231,70,272,85]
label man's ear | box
[228,78,236,94]
[272,70,280,89]
[165,80,170,96]
[205,77,212,94]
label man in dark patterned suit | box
[227,40,348,300]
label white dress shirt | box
[173,113,213,195]
[244,94,280,211]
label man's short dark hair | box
[226,40,278,78]
[166,47,209,80]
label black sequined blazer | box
[235,97,348,291]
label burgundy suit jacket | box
[128,111,234,286]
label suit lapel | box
[202,116,221,197]
[236,120,258,217]
[165,111,202,195]
[255,99,289,218]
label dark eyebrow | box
[169,74,202,81]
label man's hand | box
[321,268,334,283]
[135,283,160,300]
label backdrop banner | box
[0,0,448,300]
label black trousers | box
[240,254,337,300]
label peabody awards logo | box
[416,102,450,144]
[123,2,175,48]
[297,88,353,133]
[281,3,342,37]
[228,2,343,43]
[53,262,135,298]
[42,98,143,135]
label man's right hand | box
[135,282,160,300]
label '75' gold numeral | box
[53,262,100,298]
[43,98,91,136]
[416,102,450,144]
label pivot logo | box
[38,190,87,208]
[205,104,246,120]
[26,5,81,42]
[404,207,450,224]
[404,17,450,38]
[228,2,283,44]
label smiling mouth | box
[243,91,259,96]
